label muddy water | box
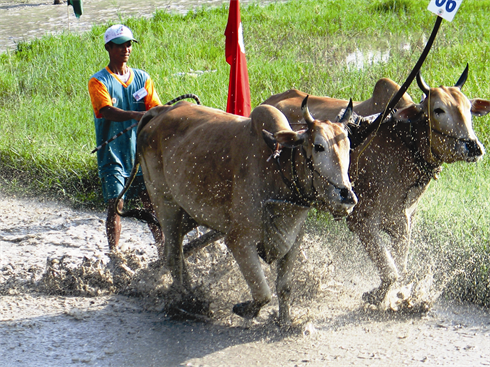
[0,0,288,53]
[1,194,490,366]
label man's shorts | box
[101,174,147,202]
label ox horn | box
[416,70,431,97]
[301,95,314,129]
[454,63,469,90]
[338,98,354,125]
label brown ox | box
[264,77,415,129]
[262,66,490,305]
[117,98,357,322]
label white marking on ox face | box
[309,122,357,216]
[425,87,485,163]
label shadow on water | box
[0,294,297,366]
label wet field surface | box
[0,0,287,53]
[1,194,490,366]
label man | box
[88,24,163,254]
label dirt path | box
[1,0,490,366]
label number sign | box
[428,0,463,22]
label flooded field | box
[0,0,288,53]
[1,194,490,366]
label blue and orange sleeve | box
[144,78,162,110]
[88,77,112,118]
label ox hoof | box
[232,300,268,319]
[362,291,381,306]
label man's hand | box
[100,106,145,122]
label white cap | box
[104,25,138,45]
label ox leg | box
[139,190,164,257]
[226,229,271,319]
[157,204,211,317]
[386,215,411,283]
[140,155,208,317]
[140,156,189,288]
[352,220,398,305]
[276,227,304,325]
[151,201,191,291]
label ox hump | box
[250,104,292,136]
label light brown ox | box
[117,97,357,322]
[262,66,490,305]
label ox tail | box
[114,160,161,227]
[183,230,225,258]
[112,94,202,225]
[164,93,201,106]
[91,94,201,154]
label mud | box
[1,193,490,366]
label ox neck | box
[395,119,442,182]
[271,146,315,207]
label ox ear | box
[275,129,306,148]
[262,129,277,151]
[393,104,425,124]
[455,63,469,90]
[262,129,305,149]
[471,98,490,117]
[338,98,354,126]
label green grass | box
[1,0,489,305]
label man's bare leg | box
[107,198,123,251]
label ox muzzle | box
[340,187,357,206]
[461,138,485,162]
[314,185,358,219]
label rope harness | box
[394,109,443,185]
[267,143,341,207]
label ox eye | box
[434,108,445,115]
[314,144,325,152]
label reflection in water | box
[345,42,411,70]
[346,49,391,70]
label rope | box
[90,93,201,154]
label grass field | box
[0,0,489,305]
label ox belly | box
[258,199,310,264]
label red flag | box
[225,0,251,117]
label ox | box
[262,65,490,306]
[117,97,357,322]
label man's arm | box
[89,77,145,122]
[99,105,145,122]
